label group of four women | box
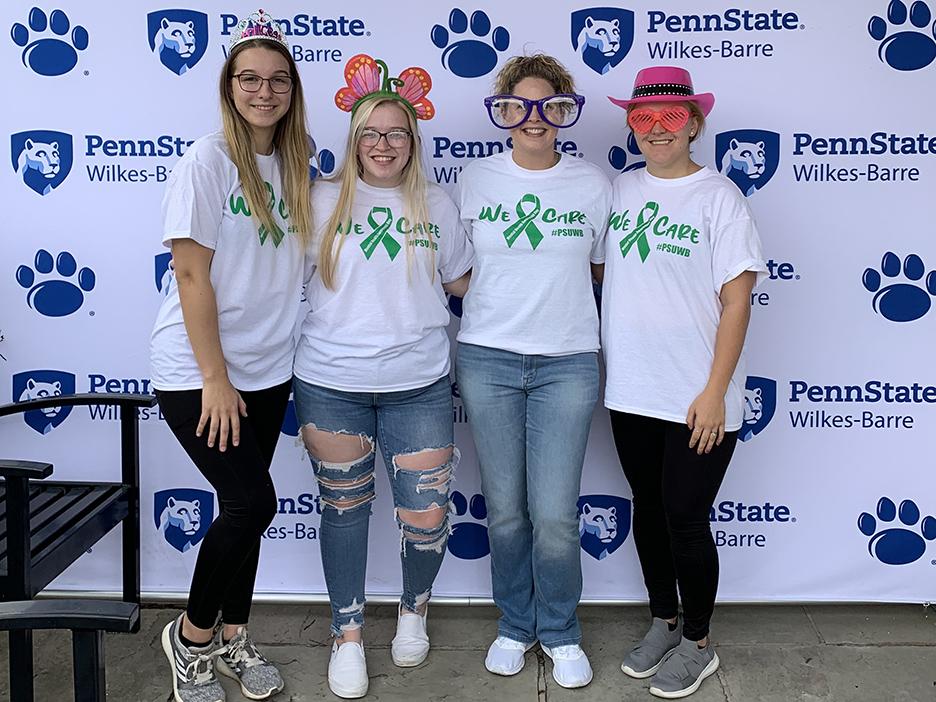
[149,10,766,702]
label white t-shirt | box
[150,132,304,391]
[456,151,611,355]
[601,166,767,431]
[294,180,474,392]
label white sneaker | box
[542,644,593,688]
[327,640,368,699]
[391,605,429,667]
[484,636,537,676]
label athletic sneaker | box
[649,636,720,699]
[541,644,593,688]
[621,616,682,678]
[215,626,284,700]
[328,640,368,699]
[484,636,537,676]
[161,614,225,702]
[391,605,430,667]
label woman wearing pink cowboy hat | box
[602,66,766,699]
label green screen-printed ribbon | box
[361,206,401,260]
[619,201,658,262]
[503,194,544,250]
[256,182,286,247]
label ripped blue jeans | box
[293,376,457,637]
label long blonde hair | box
[219,39,312,247]
[317,97,432,290]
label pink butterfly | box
[334,53,435,120]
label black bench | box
[0,393,156,702]
[0,599,139,702]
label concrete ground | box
[1,603,934,701]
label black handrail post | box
[119,402,141,614]
[7,477,34,702]
[72,629,106,702]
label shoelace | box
[547,645,583,660]
[494,636,528,651]
[226,633,266,670]
[183,653,216,686]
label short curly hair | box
[494,54,576,95]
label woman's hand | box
[686,386,725,455]
[197,376,247,452]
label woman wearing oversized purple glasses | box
[453,54,611,690]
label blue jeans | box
[456,343,599,647]
[293,376,457,637]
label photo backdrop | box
[3,0,935,603]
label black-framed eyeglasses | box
[484,94,586,130]
[232,73,293,94]
[359,128,412,148]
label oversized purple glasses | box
[484,94,586,129]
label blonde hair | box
[494,54,576,95]
[317,97,433,290]
[219,39,312,247]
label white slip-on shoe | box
[542,644,594,689]
[327,640,368,699]
[484,636,537,676]
[391,605,430,667]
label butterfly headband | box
[335,54,435,121]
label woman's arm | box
[686,270,756,454]
[591,263,605,285]
[442,270,471,298]
[172,238,246,452]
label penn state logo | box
[11,130,73,196]
[154,252,173,293]
[12,369,76,435]
[570,8,634,75]
[153,488,214,553]
[739,376,777,442]
[715,130,781,197]
[147,10,209,75]
[577,494,631,560]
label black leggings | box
[609,411,737,641]
[156,380,290,630]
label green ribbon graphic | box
[257,182,285,247]
[361,206,401,260]
[619,201,658,262]
[503,194,544,250]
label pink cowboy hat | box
[608,66,714,116]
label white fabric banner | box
[2,0,935,603]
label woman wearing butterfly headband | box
[150,10,311,702]
[453,54,611,689]
[292,54,472,698]
[603,66,766,699]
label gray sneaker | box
[649,636,720,699]
[621,617,682,678]
[161,614,225,702]
[215,626,284,700]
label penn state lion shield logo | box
[154,488,215,553]
[577,494,631,560]
[571,8,634,75]
[13,369,76,434]
[740,376,777,442]
[715,130,781,197]
[11,130,73,196]
[147,10,209,75]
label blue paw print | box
[868,0,936,71]
[11,7,89,76]
[16,249,95,317]
[862,252,936,322]
[431,9,509,78]
[448,490,489,559]
[858,497,936,565]
[310,149,336,180]
[608,133,646,173]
